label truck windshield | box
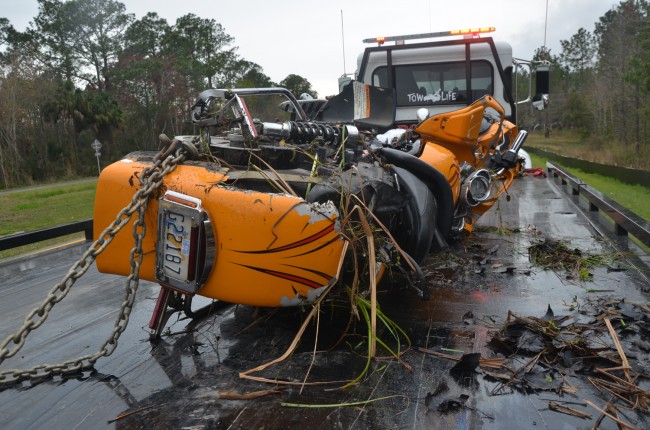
[372,60,493,106]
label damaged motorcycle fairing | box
[95,154,349,307]
[94,85,528,309]
[95,88,436,307]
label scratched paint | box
[279,284,332,306]
[292,200,340,226]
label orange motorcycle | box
[93,85,527,336]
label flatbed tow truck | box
[0,29,648,430]
[0,164,648,430]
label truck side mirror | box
[533,63,550,110]
[532,93,549,111]
[535,63,550,95]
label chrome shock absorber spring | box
[261,121,359,145]
[288,121,340,144]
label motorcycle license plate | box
[156,191,208,293]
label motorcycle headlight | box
[465,169,492,206]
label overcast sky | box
[2,0,617,97]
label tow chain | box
[0,138,196,385]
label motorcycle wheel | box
[391,167,437,265]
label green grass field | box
[0,180,97,259]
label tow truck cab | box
[349,27,549,128]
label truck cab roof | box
[356,36,516,125]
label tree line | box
[0,0,317,188]
[522,0,649,160]
[2,1,649,189]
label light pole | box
[91,139,102,175]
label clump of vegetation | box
[230,142,415,389]
[528,238,618,281]
[473,225,521,236]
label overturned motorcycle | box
[93,84,528,338]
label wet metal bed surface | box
[0,175,648,429]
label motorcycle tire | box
[375,148,453,244]
[391,166,437,265]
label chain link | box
[0,146,189,385]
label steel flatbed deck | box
[1,173,648,429]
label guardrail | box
[547,162,650,247]
[0,219,93,252]
[529,147,650,188]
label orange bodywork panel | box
[415,95,508,164]
[418,143,461,205]
[414,96,520,234]
[415,96,504,146]
[416,103,484,146]
[94,156,346,307]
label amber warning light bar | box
[363,27,496,45]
